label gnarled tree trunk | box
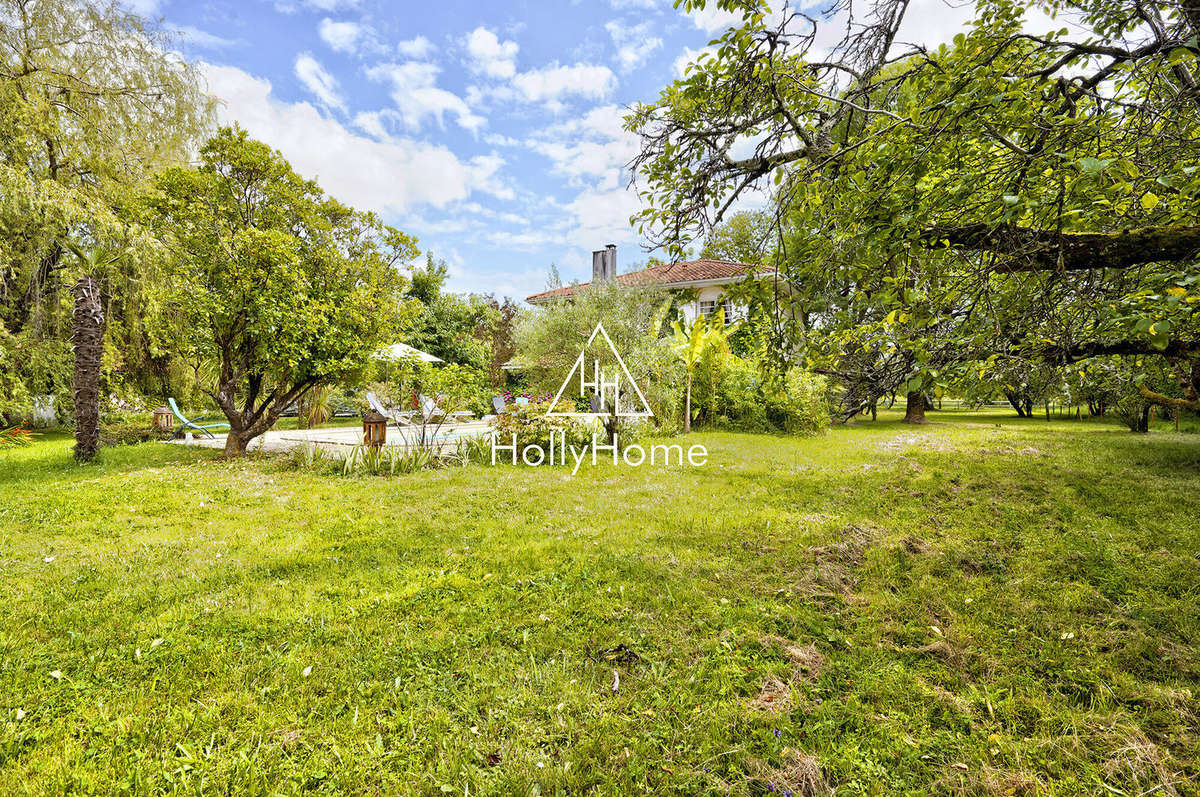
[902,391,926,424]
[1003,389,1030,417]
[72,275,104,462]
[222,430,251,457]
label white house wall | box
[681,285,744,324]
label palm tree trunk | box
[72,275,104,462]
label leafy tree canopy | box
[0,0,212,419]
[630,0,1200,418]
[148,127,415,456]
[400,254,495,371]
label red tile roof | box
[526,259,773,303]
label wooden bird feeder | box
[362,411,387,448]
[152,406,174,432]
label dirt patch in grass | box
[876,432,956,453]
[1097,725,1182,796]
[915,639,964,668]
[752,637,826,713]
[974,444,1052,458]
[268,728,303,748]
[799,524,877,596]
[750,675,793,713]
[932,766,1040,796]
[761,635,825,680]
[753,749,831,796]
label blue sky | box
[125,0,978,302]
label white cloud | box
[609,0,661,8]
[672,44,717,77]
[318,18,361,53]
[527,105,635,185]
[173,25,240,49]
[605,20,663,72]
[486,228,564,251]
[564,185,644,253]
[484,133,521,147]
[510,63,616,105]
[465,27,519,80]
[352,110,390,139]
[275,0,362,12]
[365,62,486,132]
[203,63,509,216]
[294,53,345,112]
[521,104,645,254]
[124,0,162,17]
[397,36,435,59]
[893,0,980,52]
[687,6,743,33]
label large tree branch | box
[1138,384,1200,411]
[1038,338,1200,364]
[922,224,1200,272]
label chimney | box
[592,244,617,283]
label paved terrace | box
[170,421,493,454]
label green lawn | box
[1,411,1197,795]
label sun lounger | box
[167,398,231,439]
[366,391,417,426]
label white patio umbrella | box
[374,342,444,364]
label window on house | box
[698,298,736,321]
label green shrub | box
[341,444,440,476]
[288,442,335,473]
[375,360,493,417]
[491,400,592,455]
[774,370,832,435]
[515,281,683,431]
[693,354,830,435]
[100,416,174,447]
[455,433,494,465]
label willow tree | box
[630,0,1200,422]
[0,0,212,457]
[148,128,415,457]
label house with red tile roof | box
[526,245,776,323]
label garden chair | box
[366,391,416,427]
[515,396,530,407]
[491,395,507,415]
[167,398,230,439]
[418,393,473,424]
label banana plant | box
[671,308,733,433]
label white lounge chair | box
[366,391,417,426]
[418,393,473,424]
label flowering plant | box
[500,389,552,405]
[0,424,36,447]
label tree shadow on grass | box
[0,432,220,488]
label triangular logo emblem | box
[546,323,654,418]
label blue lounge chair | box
[167,398,230,439]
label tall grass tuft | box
[341,444,443,476]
